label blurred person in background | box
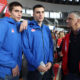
[56,31,65,62]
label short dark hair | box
[8,1,23,12]
[33,4,45,11]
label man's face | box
[33,7,44,22]
[66,13,78,30]
[10,6,22,22]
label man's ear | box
[76,19,80,30]
[77,18,80,23]
[79,19,80,23]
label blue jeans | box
[0,75,19,80]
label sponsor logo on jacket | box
[31,29,36,32]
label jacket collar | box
[71,30,80,36]
[29,20,44,29]
[3,17,20,25]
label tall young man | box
[0,1,23,80]
[22,4,53,80]
[62,11,80,80]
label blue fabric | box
[0,17,22,78]
[0,75,19,80]
[5,75,19,80]
[22,20,53,71]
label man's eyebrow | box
[36,11,44,13]
[67,17,72,20]
[14,10,22,12]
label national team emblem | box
[11,29,14,33]
[31,29,35,32]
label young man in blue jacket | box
[0,1,25,80]
[22,4,54,80]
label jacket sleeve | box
[22,30,40,68]
[47,28,54,63]
[0,22,7,48]
[0,22,17,69]
[0,53,17,69]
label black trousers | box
[27,70,42,80]
[63,73,80,80]
[27,69,54,80]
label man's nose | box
[66,19,69,23]
[18,12,22,16]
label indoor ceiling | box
[36,0,80,5]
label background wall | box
[7,0,80,12]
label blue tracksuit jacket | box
[0,17,22,78]
[22,20,53,71]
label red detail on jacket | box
[62,33,70,75]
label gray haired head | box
[69,11,80,19]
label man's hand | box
[45,62,52,70]
[12,65,19,77]
[19,20,28,32]
[37,65,48,72]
